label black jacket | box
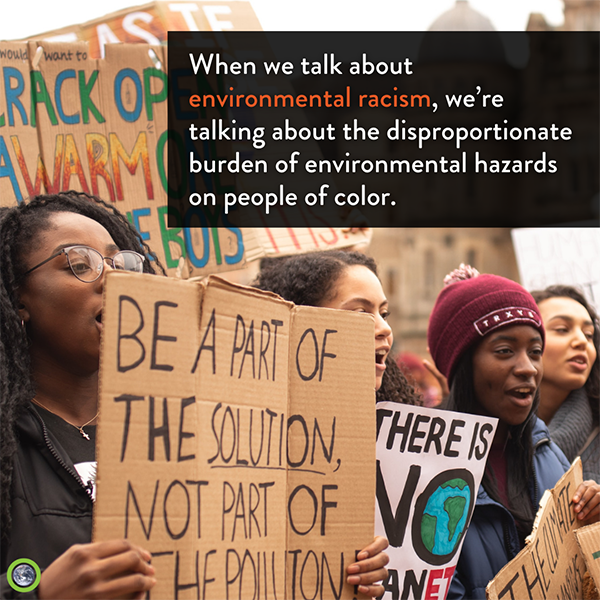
[1,405,93,598]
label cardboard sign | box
[574,522,600,592]
[486,459,586,600]
[375,402,497,600]
[94,271,376,599]
[22,1,262,57]
[511,228,600,312]
[0,39,369,276]
[242,227,370,264]
[0,40,190,274]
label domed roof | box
[419,1,506,64]
[428,0,496,31]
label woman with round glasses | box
[0,192,389,598]
[0,192,162,599]
[23,245,146,282]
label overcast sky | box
[1,0,565,41]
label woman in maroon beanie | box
[427,265,600,600]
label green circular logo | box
[7,558,41,593]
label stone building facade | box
[368,0,598,358]
[528,0,600,31]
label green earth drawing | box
[421,478,470,555]
[412,470,475,565]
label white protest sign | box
[375,402,497,600]
[511,228,600,312]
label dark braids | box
[0,191,165,536]
[255,251,422,406]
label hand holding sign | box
[486,459,596,600]
[573,480,600,524]
[375,402,497,600]
[95,272,378,599]
[347,536,390,597]
[37,540,155,600]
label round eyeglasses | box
[23,245,145,283]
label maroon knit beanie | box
[427,265,545,384]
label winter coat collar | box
[475,417,550,508]
[547,387,593,463]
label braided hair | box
[0,191,164,536]
[255,251,422,406]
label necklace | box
[31,398,98,441]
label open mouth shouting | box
[506,385,536,406]
[376,347,389,372]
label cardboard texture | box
[94,270,376,599]
[486,458,586,600]
[375,402,497,600]
[575,523,600,592]
[19,2,263,56]
[0,38,369,277]
[511,228,600,312]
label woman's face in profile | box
[18,211,119,374]
[471,324,543,428]
[538,296,596,396]
[318,264,393,391]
